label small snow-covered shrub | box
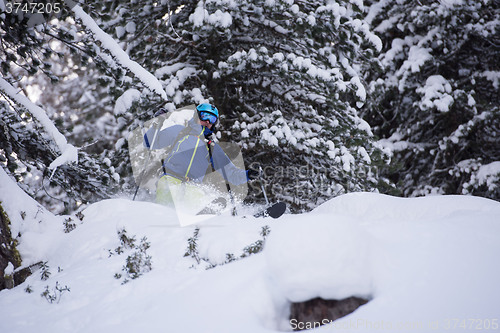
[110,228,152,284]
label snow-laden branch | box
[69,1,168,100]
[0,77,78,170]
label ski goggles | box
[199,111,218,124]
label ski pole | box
[258,166,270,206]
[133,116,165,201]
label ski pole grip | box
[151,114,167,130]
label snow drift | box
[1,170,499,332]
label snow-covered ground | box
[1,167,500,332]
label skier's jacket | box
[144,118,247,185]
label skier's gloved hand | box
[246,169,260,181]
[154,108,167,118]
[203,126,214,140]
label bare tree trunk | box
[0,202,22,290]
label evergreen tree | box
[0,6,118,213]
[2,1,395,213]
[25,43,119,155]
[89,0,392,211]
[363,0,500,200]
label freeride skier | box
[144,103,259,212]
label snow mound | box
[313,192,500,222]
[1,190,499,333]
[0,167,63,265]
[266,216,372,302]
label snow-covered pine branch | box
[0,77,78,171]
[69,1,168,101]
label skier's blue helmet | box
[196,103,219,122]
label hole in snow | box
[289,296,369,331]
